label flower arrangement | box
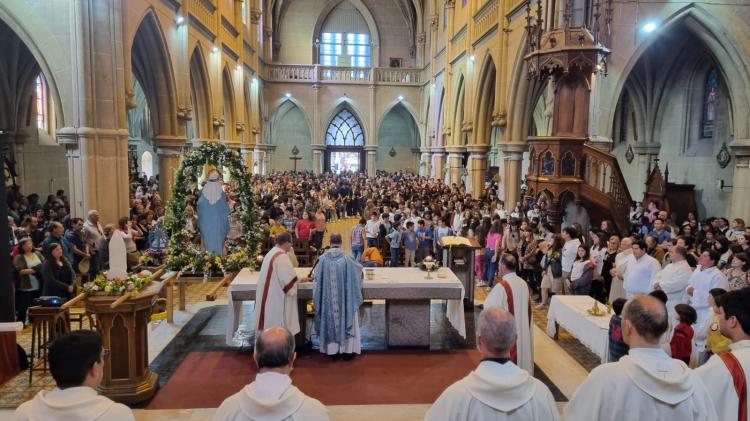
[164,142,263,276]
[82,273,152,297]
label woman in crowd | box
[725,251,749,290]
[588,230,608,302]
[568,245,593,296]
[485,220,502,287]
[601,235,620,300]
[538,235,564,308]
[14,238,44,325]
[295,210,315,242]
[519,226,539,294]
[41,242,76,302]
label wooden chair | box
[27,306,70,384]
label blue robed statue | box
[197,170,230,255]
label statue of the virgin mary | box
[197,170,230,255]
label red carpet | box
[147,349,481,409]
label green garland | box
[164,142,263,274]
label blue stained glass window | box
[326,109,364,146]
[320,32,370,67]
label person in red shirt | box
[671,303,698,365]
[294,210,314,241]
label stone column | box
[445,146,465,186]
[588,135,613,152]
[155,137,184,202]
[241,147,254,173]
[498,143,525,207]
[730,139,750,221]
[254,146,266,175]
[419,148,431,177]
[631,142,661,199]
[466,145,489,198]
[432,149,444,180]
[312,145,325,174]
[365,146,377,177]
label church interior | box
[2,0,750,419]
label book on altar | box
[439,236,479,248]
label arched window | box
[702,68,719,138]
[318,1,371,67]
[326,109,364,146]
[141,151,154,178]
[35,74,48,132]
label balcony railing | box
[265,64,422,85]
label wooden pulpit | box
[440,236,480,308]
[85,281,163,404]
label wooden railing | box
[265,64,422,85]
[581,144,632,234]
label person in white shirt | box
[425,307,559,421]
[687,249,730,359]
[14,331,135,421]
[651,245,693,320]
[214,327,329,421]
[565,295,717,421]
[695,288,750,421]
[622,239,661,299]
[609,237,633,303]
[365,212,380,247]
[561,226,581,293]
[484,254,533,374]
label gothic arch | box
[474,54,497,146]
[130,9,178,137]
[311,0,381,66]
[268,98,314,144]
[377,99,421,140]
[221,66,236,142]
[452,75,466,145]
[324,98,368,138]
[189,45,212,140]
[0,13,64,127]
[605,5,750,139]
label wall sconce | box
[389,147,397,157]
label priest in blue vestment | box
[197,170,230,255]
[313,233,363,356]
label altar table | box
[227,267,465,347]
[546,295,612,361]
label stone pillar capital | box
[311,145,326,152]
[729,139,750,156]
[465,145,490,155]
[497,142,526,159]
[363,145,378,152]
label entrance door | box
[324,147,364,173]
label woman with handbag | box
[14,237,44,325]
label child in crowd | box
[701,288,732,363]
[402,221,417,267]
[671,303,697,365]
[567,245,594,295]
[608,298,629,362]
[269,217,286,238]
[386,222,402,268]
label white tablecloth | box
[546,295,612,361]
[227,266,465,344]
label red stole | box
[257,251,285,330]
[499,279,533,366]
[719,352,747,421]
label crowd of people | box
[9,169,750,420]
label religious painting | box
[561,152,575,176]
[702,68,718,139]
[541,151,554,176]
[389,57,402,68]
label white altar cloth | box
[226,266,466,344]
[546,295,611,361]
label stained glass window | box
[320,32,370,67]
[702,68,718,138]
[35,74,48,131]
[326,109,364,146]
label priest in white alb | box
[564,295,717,421]
[622,239,661,299]
[214,327,329,421]
[484,254,533,374]
[651,245,693,319]
[252,233,309,337]
[425,307,559,421]
[695,288,750,421]
[608,237,632,303]
[688,249,729,358]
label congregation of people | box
[9,170,750,421]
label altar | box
[546,295,611,361]
[227,267,466,347]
